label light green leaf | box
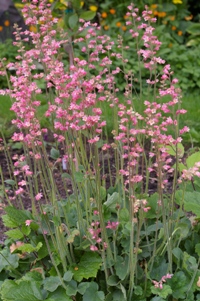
[83,282,105,301]
[71,252,102,282]
[119,208,129,223]
[115,255,129,280]
[68,13,78,29]
[151,284,172,298]
[79,11,96,21]
[74,171,84,183]
[66,229,80,243]
[195,243,200,256]
[167,271,187,299]
[77,282,90,295]
[48,286,71,301]
[4,179,16,186]
[186,151,200,168]
[43,276,62,292]
[107,275,120,286]
[63,271,73,282]
[50,148,60,160]
[16,242,42,254]
[0,279,43,301]
[184,191,200,217]
[5,229,24,240]
[0,248,19,272]
[4,206,32,226]
[65,280,77,296]
[165,143,184,158]
[2,214,19,228]
[103,192,120,211]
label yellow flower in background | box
[122,25,127,31]
[158,12,166,18]
[172,0,183,4]
[116,22,121,27]
[101,12,107,18]
[171,25,176,30]
[89,5,97,12]
[185,15,193,21]
[168,43,173,48]
[4,20,10,26]
[60,0,68,6]
[81,1,84,7]
[178,30,183,36]
[15,3,25,8]
[104,25,109,30]
[0,26,3,32]
[151,4,158,9]
[109,9,116,15]
[29,25,37,33]
[169,15,175,21]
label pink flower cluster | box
[152,273,173,289]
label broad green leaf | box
[50,148,60,160]
[16,242,42,254]
[195,243,200,256]
[165,143,184,158]
[107,275,120,286]
[77,282,90,295]
[186,151,200,168]
[115,255,129,280]
[4,179,16,186]
[150,257,168,281]
[43,276,61,292]
[184,191,200,217]
[5,229,24,240]
[182,252,197,274]
[144,193,160,219]
[79,11,96,21]
[63,271,73,282]
[174,221,190,239]
[83,282,105,301]
[172,247,183,268]
[186,23,200,36]
[65,280,77,296]
[0,279,43,301]
[151,284,172,299]
[167,271,187,299]
[99,186,106,201]
[103,192,120,211]
[4,206,32,226]
[48,286,71,301]
[68,13,78,30]
[66,229,80,243]
[119,208,129,223]
[71,252,102,282]
[61,173,71,179]
[0,248,19,272]
[2,214,18,228]
[74,171,84,183]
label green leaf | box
[66,229,80,243]
[0,279,43,301]
[186,151,200,168]
[5,229,24,240]
[167,271,187,299]
[195,243,200,256]
[107,275,120,286]
[65,280,77,296]
[77,282,90,295]
[50,148,60,160]
[71,252,102,282]
[16,242,42,254]
[115,255,129,280]
[186,23,200,36]
[68,13,78,29]
[4,179,16,186]
[79,11,96,21]
[165,143,184,158]
[103,192,120,211]
[184,191,200,217]
[4,206,32,226]
[0,248,19,272]
[119,208,129,223]
[2,214,18,228]
[63,271,73,282]
[74,171,84,183]
[43,276,62,292]
[61,173,71,179]
[151,284,172,299]
[48,287,71,301]
[144,193,160,219]
[83,282,105,301]
[99,186,106,201]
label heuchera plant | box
[1,1,200,300]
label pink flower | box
[25,220,32,226]
[90,245,98,251]
[35,193,43,201]
[106,221,119,230]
